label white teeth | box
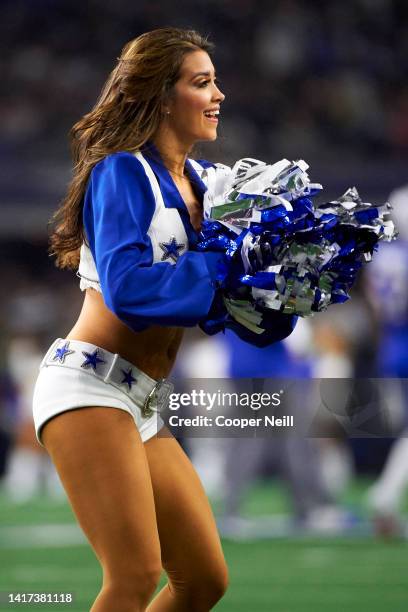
[204,110,220,117]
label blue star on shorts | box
[159,236,185,262]
[121,368,137,390]
[81,349,106,371]
[52,341,75,364]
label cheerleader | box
[32,28,295,611]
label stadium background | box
[1,0,408,610]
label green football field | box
[0,480,407,612]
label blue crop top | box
[77,142,297,346]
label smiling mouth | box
[203,110,220,123]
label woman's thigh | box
[144,430,228,587]
[41,407,162,582]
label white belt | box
[40,338,173,418]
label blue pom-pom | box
[198,158,396,319]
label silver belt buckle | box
[141,379,173,418]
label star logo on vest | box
[159,236,185,262]
[121,368,137,390]
[52,341,75,364]
[81,348,106,371]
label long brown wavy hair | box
[49,27,214,270]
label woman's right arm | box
[83,152,223,331]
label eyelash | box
[198,78,222,88]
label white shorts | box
[32,338,171,447]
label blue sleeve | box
[83,152,223,330]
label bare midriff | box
[66,288,184,380]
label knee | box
[136,564,163,597]
[105,563,162,606]
[172,561,229,609]
[202,563,229,606]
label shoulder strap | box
[133,151,165,212]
